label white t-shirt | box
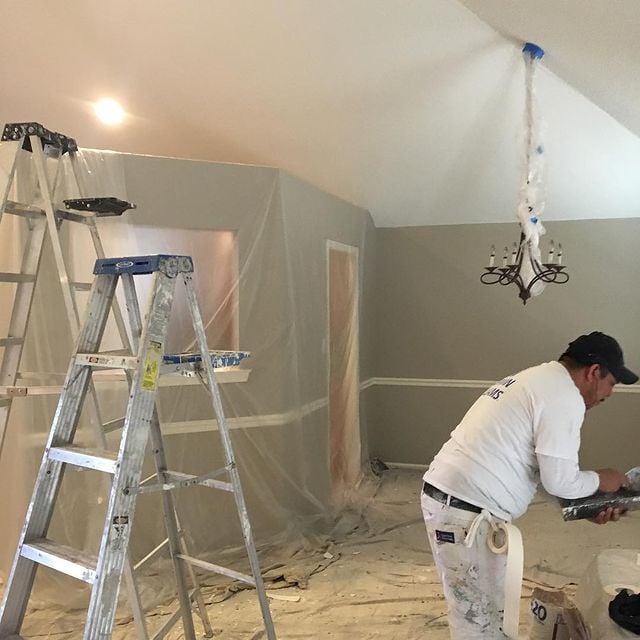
[424,361,598,520]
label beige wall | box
[370,219,640,471]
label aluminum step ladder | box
[0,121,136,455]
[0,254,277,640]
[0,122,159,638]
[0,124,210,639]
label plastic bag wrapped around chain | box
[516,46,548,299]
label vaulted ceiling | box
[2,0,640,226]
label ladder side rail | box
[182,274,276,640]
[0,216,49,383]
[0,217,48,456]
[69,150,93,202]
[120,273,210,640]
[0,273,117,636]
[116,276,149,639]
[67,150,133,355]
[67,149,88,200]
[84,271,176,640]
[30,137,80,335]
[179,545,215,639]
[123,551,149,640]
[47,146,65,207]
[0,139,28,459]
[146,413,197,640]
[0,140,22,225]
[66,158,149,638]
[121,272,198,640]
[42,145,148,640]
[88,217,134,354]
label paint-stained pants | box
[421,492,508,639]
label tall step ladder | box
[0,124,210,639]
[0,121,135,455]
[0,254,277,640]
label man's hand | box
[597,468,629,493]
[589,506,626,525]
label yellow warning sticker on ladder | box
[142,340,162,391]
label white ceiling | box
[2,0,640,227]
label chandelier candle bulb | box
[502,247,509,267]
[489,246,496,268]
[557,244,563,265]
[511,242,518,265]
[547,241,555,264]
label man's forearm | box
[538,453,600,498]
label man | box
[421,332,638,639]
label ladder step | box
[71,281,93,291]
[76,353,139,370]
[165,469,234,492]
[0,387,27,397]
[48,445,118,473]
[102,416,126,434]
[58,210,92,224]
[133,470,233,495]
[21,539,97,583]
[0,272,36,284]
[134,538,169,571]
[177,554,256,586]
[99,349,131,356]
[0,337,23,347]
[4,200,45,219]
[0,385,62,397]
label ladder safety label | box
[142,341,162,391]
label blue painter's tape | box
[523,42,545,59]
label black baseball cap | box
[561,332,638,385]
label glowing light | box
[94,98,125,125]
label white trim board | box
[384,462,428,471]
[24,375,639,446]
[162,396,328,436]
[159,375,640,436]
[366,376,640,393]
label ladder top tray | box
[162,351,250,369]
[64,198,136,217]
[94,255,194,276]
[2,122,78,154]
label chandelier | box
[481,42,569,304]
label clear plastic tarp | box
[0,143,376,631]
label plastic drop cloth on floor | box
[5,469,640,639]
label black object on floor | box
[609,588,640,634]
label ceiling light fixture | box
[481,43,568,304]
[94,98,125,125]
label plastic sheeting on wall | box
[0,146,375,617]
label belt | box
[422,482,482,514]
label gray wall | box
[279,172,377,461]
[370,219,640,471]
